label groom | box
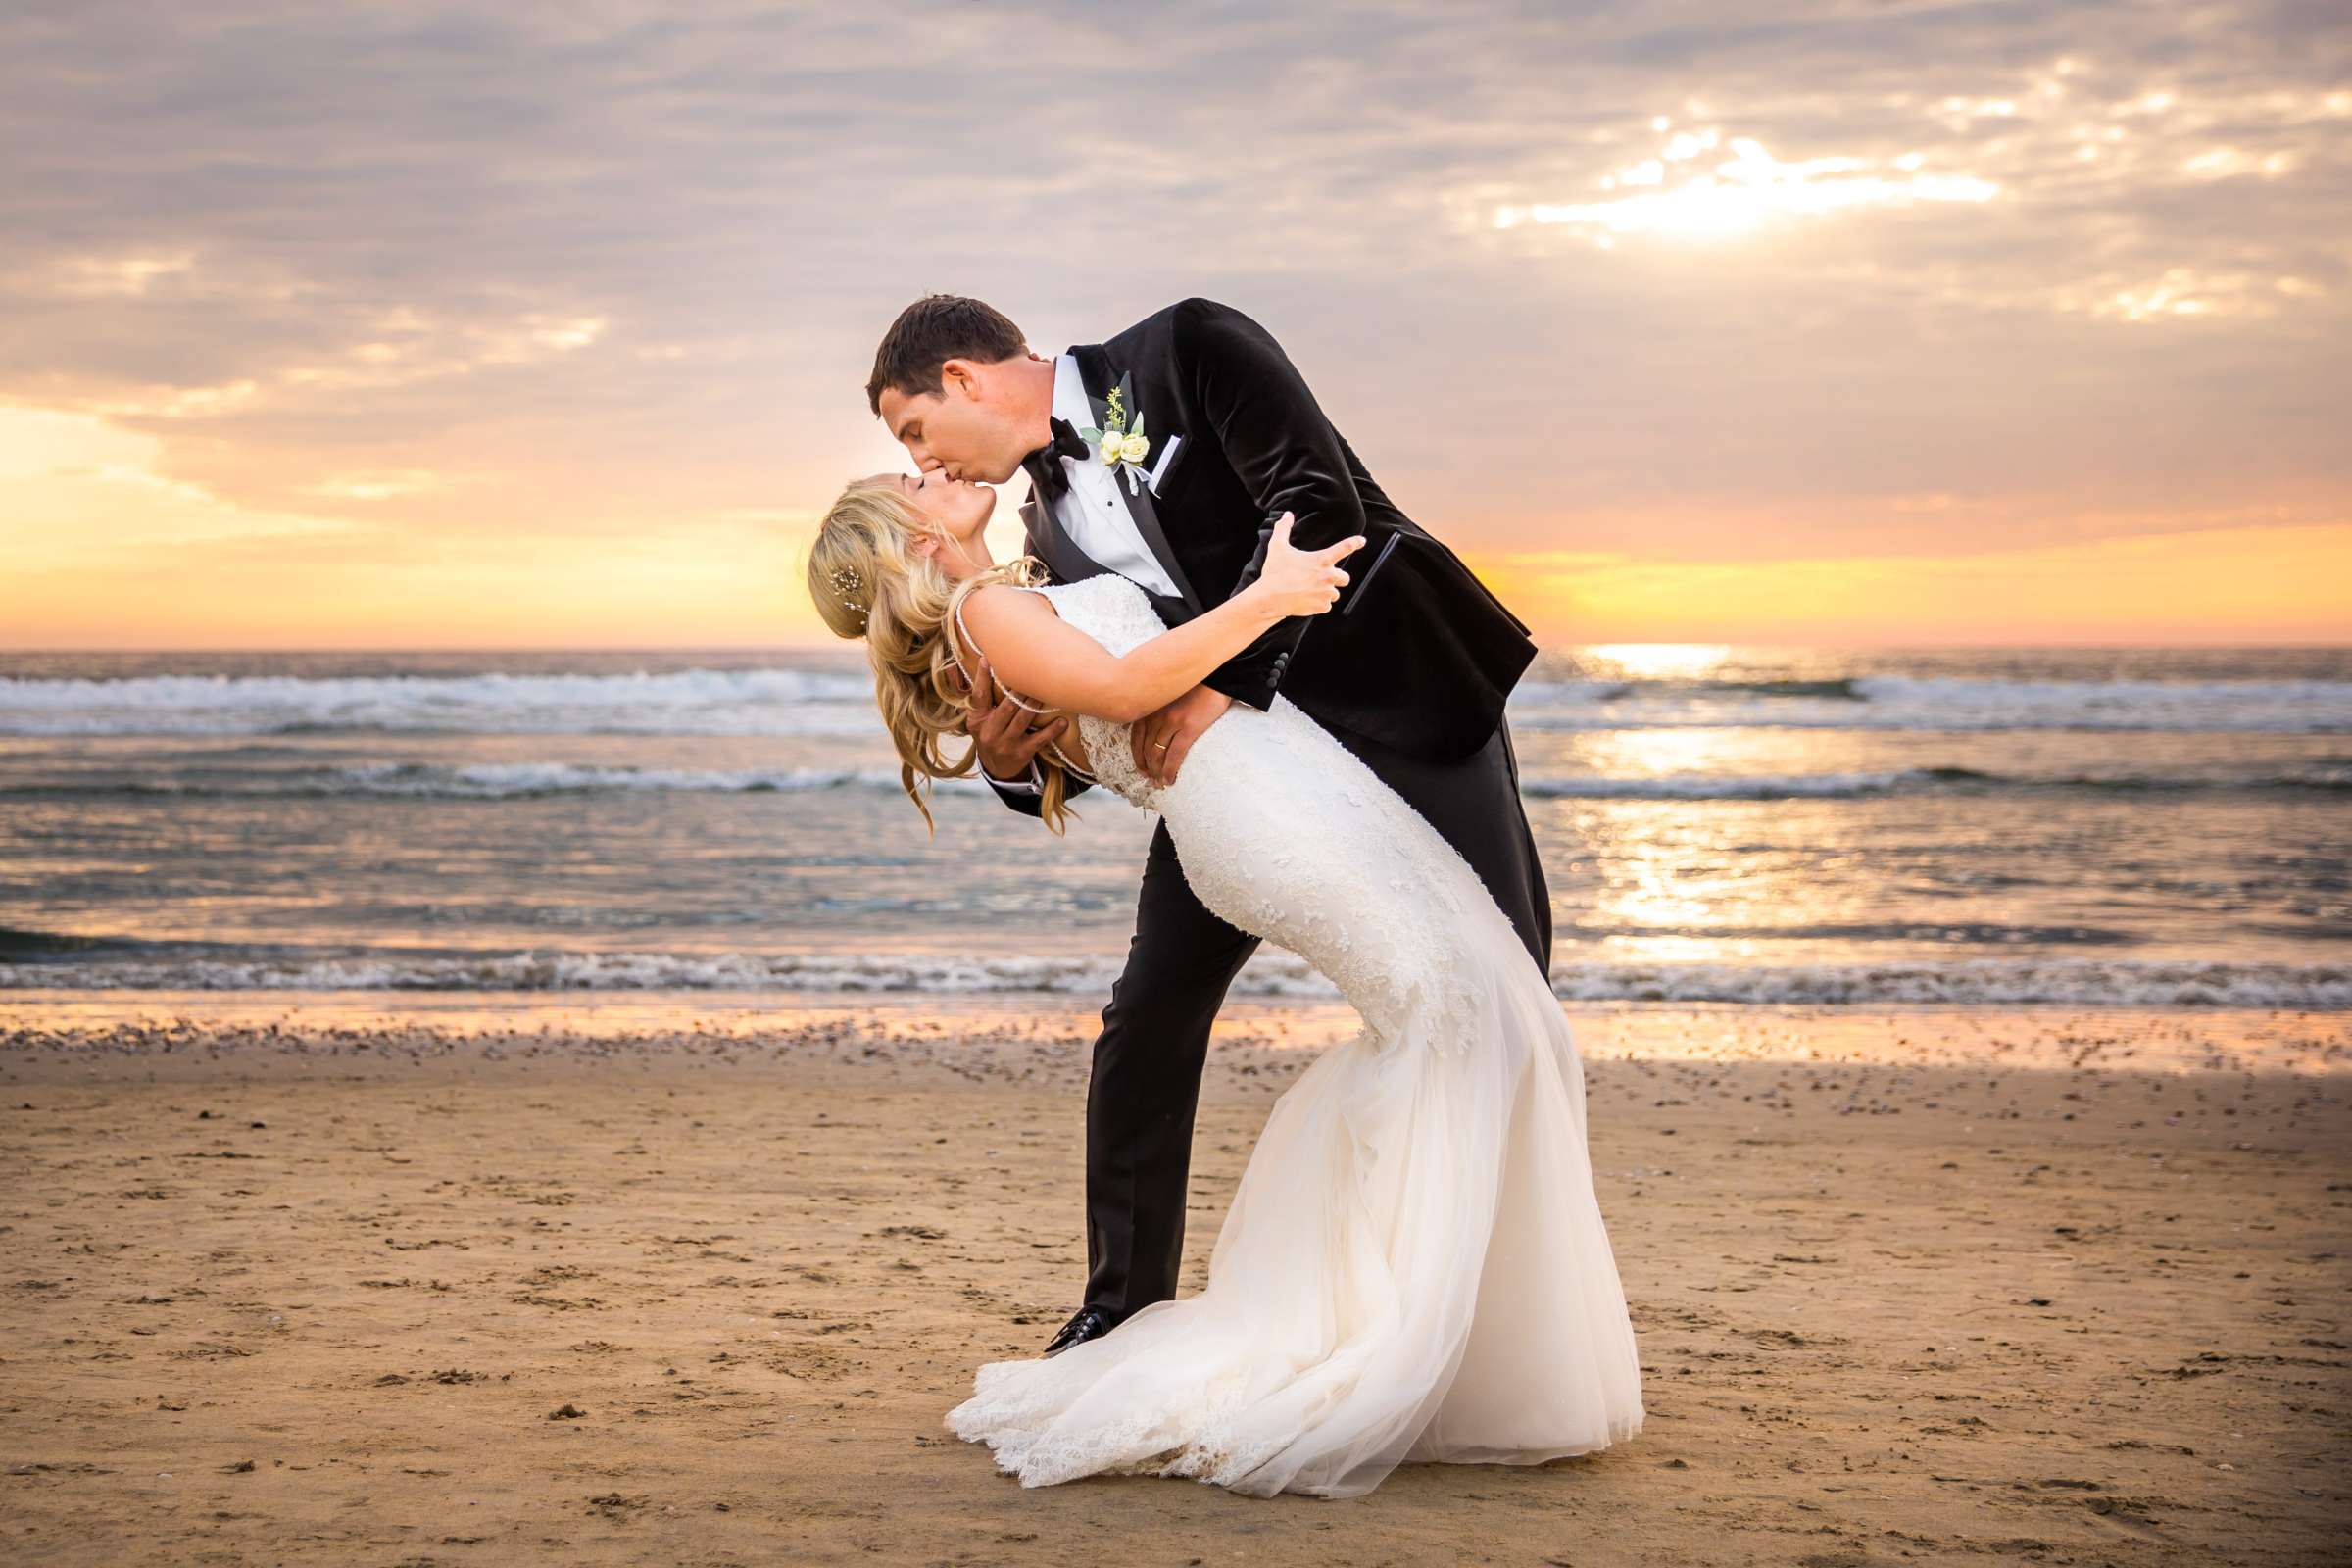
[867,294,1551,1356]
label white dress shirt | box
[991,355,1187,796]
[1046,352,1182,600]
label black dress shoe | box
[1042,1303,1117,1357]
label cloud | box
[0,403,368,559]
[0,0,2344,643]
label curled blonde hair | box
[806,477,1079,833]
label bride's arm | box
[960,516,1362,725]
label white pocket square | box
[1146,433,1184,495]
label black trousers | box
[1080,714,1552,1319]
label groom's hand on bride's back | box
[956,654,1070,783]
[1133,683,1232,787]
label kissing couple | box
[807,294,1644,1497]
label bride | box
[807,466,1645,1498]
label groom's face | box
[878,359,1024,486]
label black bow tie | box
[1019,416,1094,504]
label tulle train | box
[944,955,1645,1497]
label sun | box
[1584,643,1735,681]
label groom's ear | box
[937,358,982,399]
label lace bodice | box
[1000,575,1178,810]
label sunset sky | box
[2,1,2345,649]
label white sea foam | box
[2,952,2341,1007]
[1507,675,2352,733]
[349,763,1925,801]
[324,762,992,798]
[0,668,878,737]
[17,760,2340,801]
[2,668,2345,736]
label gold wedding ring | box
[1152,738,1171,751]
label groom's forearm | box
[1177,298,1370,709]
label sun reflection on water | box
[1534,649,1879,965]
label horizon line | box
[3,639,2346,657]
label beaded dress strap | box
[951,591,1053,715]
[951,585,1098,783]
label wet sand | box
[2,999,2347,1566]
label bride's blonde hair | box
[806,477,1079,834]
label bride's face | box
[882,468,996,578]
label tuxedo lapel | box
[1070,343,1204,616]
[1018,487,1100,589]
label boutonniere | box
[1079,381,1154,495]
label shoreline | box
[3,990,2346,1075]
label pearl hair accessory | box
[829,564,867,617]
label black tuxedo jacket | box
[990,297,1537,816]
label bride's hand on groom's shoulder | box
[1246,512,1365,621]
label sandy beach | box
[2,997,2346,1566]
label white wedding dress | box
[945,573,1645,1498]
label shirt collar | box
[1051,352,1091,428]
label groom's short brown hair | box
[865,294,1027,415]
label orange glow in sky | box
[2,14,2345,650]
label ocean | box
[2,644,2346,1009]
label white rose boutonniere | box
[1079,384,1154,496]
